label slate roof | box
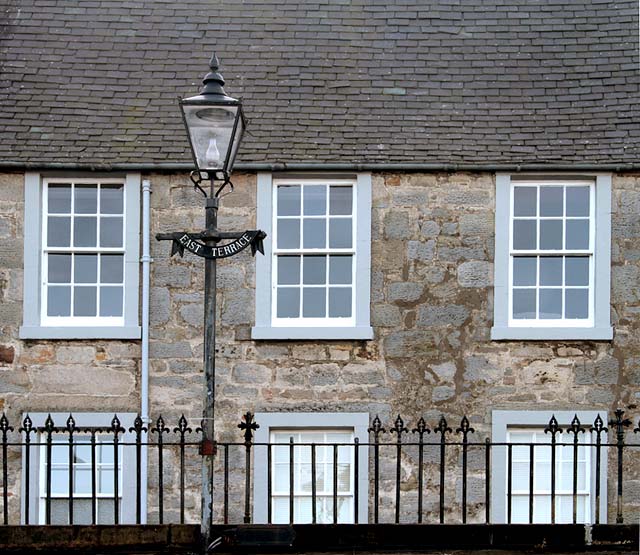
[1,0,639,168]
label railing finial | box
[238,412,259,444]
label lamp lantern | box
[179,54,245,180]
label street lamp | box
[157,54,265,540]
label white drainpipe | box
[140,179,152,523]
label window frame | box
[20,172,141,339]
[492,173,612,340]
[252,412,369,524]
[490,409,608,524]
[252,173,373,340]
[21,412,137,525]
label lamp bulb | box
[205,137,220,167]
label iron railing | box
[0,410,639,526]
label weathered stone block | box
[179,303,203,327]
[0,345,15,364]
[407,240,435,261]
[149,341,193,359]
[221,289,253,325]
[384,210,413,240]
[372,304,402,327]
[420,220,440,238]
[56,346,95,364]
[457,261,492,288]
[232,363,271,384]
[309,363,340,386]
[432,385,455,402]
[417,305,469,327]
[388,282,424,304]
[150,287,170,325]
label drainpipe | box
[140,179,152,524]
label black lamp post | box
[157,54,265,538]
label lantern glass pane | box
[181,103,239,171]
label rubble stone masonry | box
[1,171,639,523]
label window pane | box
[277,288,299,318]
[74,442,91,464]
[278,185,301,216]
[277,256,300,285]
[74,286,97,316]
[329,186,352,215]
[513,289,536,319]
[513,220,536,250]
[48,285,71,316]
[100,286,123,317]
[539,289,562,319]
[513,187,536,217]
[303,185,326,215]
[51,469,68,495]
[303,288,326,317]
[539,257,562,286]
[539,220,562,250]
[303,256,326,285]
[48,254,71,283]
[100,217,123,248]
[329,256,352,284]
[566,186,589,217]
[74,254,97,283]
[74,217,97,247]
[100,184,124,214]
[74,468,92,494]
[74,185,97,214]
[565,289,588,319]
[101,254,124,283]
[329,288,351,317]
[539,186,563,217]
[48,217,71,247]
[48,184,71,213]
[565,257,589,286]
[566,220,589,250]
[303,219,326,248]
[329,219,352,248]
[99,469,115,494]
[277,219,300,249]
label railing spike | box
[238,411,259,444]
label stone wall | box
[1,171,639,524]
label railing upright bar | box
[392,416,406,524]
[332,444,338,524]
[550,437,556,523]
[368,417,384,524]
[90,430,97,525]
[289,437,294,525]
[413,420,426,524]
[44,415,54,525]
[174,415,191,526]
[153,416,167,525]
[485,438,490,524]
[66,416,74,525]
[591,414,607,525]
[239,412,258,525]
[21,416,33,525]
[266,444,272,524]
[311,443,317,524]
[353,439,358,525]
[111,416,122,525]
[544,416,561,525]
[0,414,12,526]
[507,444,512,524]
[456,416,473,525]
[224,444,230,525]
[129,416,145,525]
[435,416,451,524]
[610,409,631,523]
[528,444,534,524]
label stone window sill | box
[251,326,373,341]
[19,326,141,340]
[491,326,613,341]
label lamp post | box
[157,54,265,540]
